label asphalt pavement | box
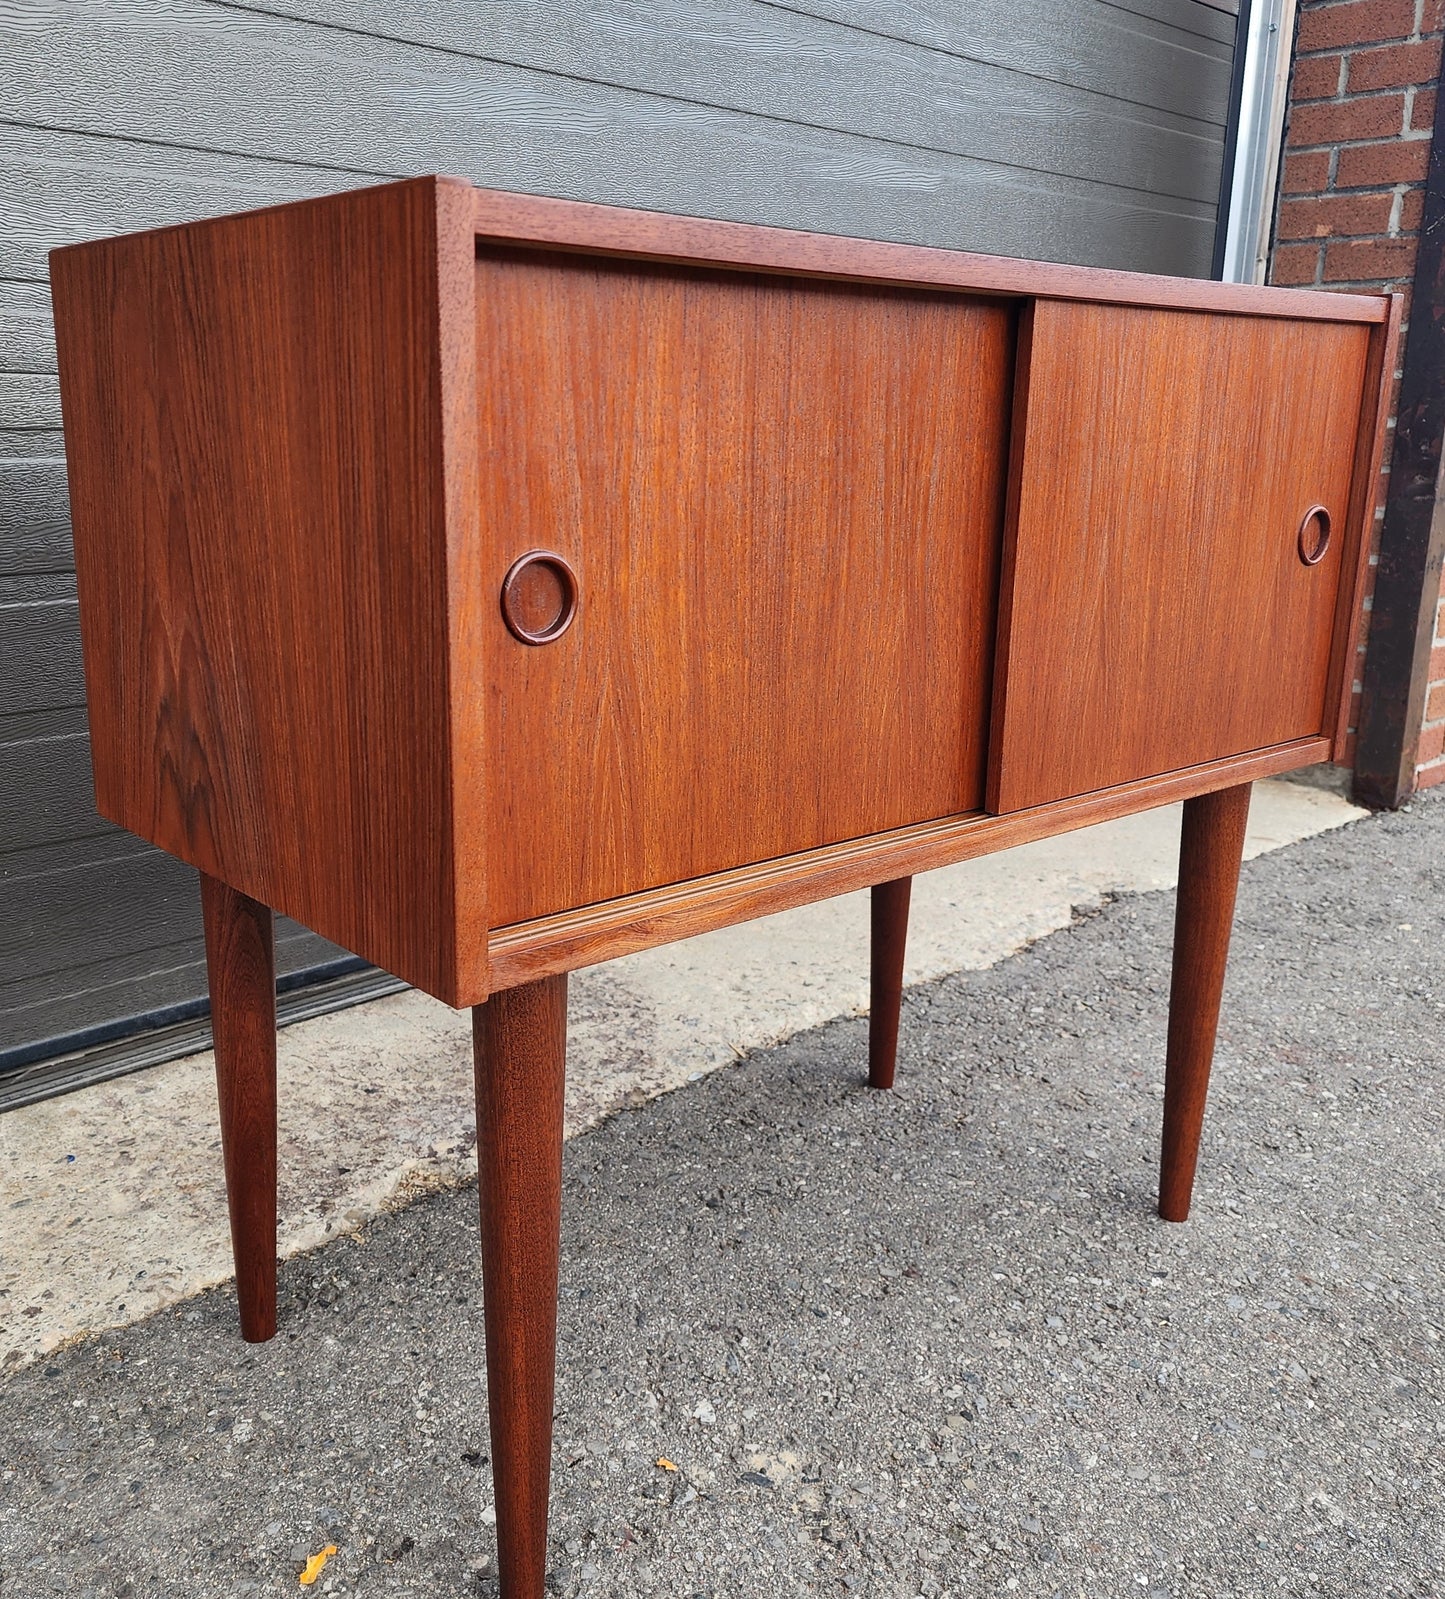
[2,789,1442,1599]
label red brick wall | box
[1271,0,1444,783]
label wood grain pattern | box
[478,251,1012,925]
[869,878,912,1091]
[989,302,1372,812]
[50,176,481,1002]
[1158,783,1251,1222]
[469,187,1387,324]
[474,975,568,1599]
[200,871,277,1343]
[49,179,1394,1015]
[485,737,1330,990]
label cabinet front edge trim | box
[466,188,1386,325]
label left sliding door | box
[477,251,1016,927]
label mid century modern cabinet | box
[50,177,1397,1596]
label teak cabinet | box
[51,177,1397,1598]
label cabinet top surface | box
[50,175,1391,327]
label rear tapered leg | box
[1159,783,1251,1222]
[199,871,278,1342]
[869,877,912,1090]
[474,975,567,1599]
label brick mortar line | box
[1284,132,1433,152]
[1292,82,1439,99]
[1292,86,1441,105]
[1285,187,1429,200]
[1295,40,1444,60]
[1277,225,1425,239]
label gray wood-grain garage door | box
[0,0,1241,1083]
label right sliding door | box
[989,300,1371,813]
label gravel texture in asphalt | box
[1,792,1442,1599]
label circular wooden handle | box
[1297,505,1331,567]
[500,551,579,644]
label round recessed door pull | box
[1297,505,1332,568]
[500,550,579,644]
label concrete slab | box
[0,778,1366,1369]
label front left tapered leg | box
[474,974,568,1599]
[869,877,912,1090]
[199,871,278,1343]
[1159,783,1251,1223]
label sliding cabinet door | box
[478,252,1015,925]
[990,301,1371,813]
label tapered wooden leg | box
[474,975,567,1599]
[199,871,277,1342]
[869,877,912,1090]
[1159,783,1251,1223]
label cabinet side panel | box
[50,179,459,999]
[991,301,1370,812]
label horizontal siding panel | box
[1108,0,1238,39]
[0,930,203,1046]
[0,281,57,370]
[0,126,1216,303]
[227,0,1228,198]
[2,912,342,1055]
[0,600,84,715]
[0,432,64,459]
[3,936,330,1057]
[0,125,381,283]
[0,848,337,981]
[0,6,1226,266]
[776,6,1237,98]
[3,942,325,1056]
[0,849,208,977]
[0,729,102,855]
[0,460,74,573]
[407,0,1241,121]
[0,572,77,606]
[0,370,60,429]
[1,812,150,882]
